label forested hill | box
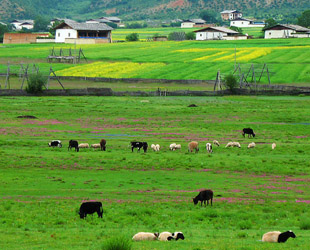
[1,0,310,22]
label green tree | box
[199,10,218,23]
[297,10,310,28]
[230,26,243,34]
[0,23,9,42]
[49,20,63,37]
[33,16,50,32]
[264,18,277,29]
[224,74,238,93]
[125,33,139,41]
[185,31,195,40]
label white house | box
[263,24,310,39]
[11,20,34,30]
[220,10,242,21]
[54,20,113,43]
[194,26,247,40]
[86,17,123,27]
[181,19,206,28]
[230,18,265,28]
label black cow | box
[68,140,79,152]
[79,201,103,219]
[130,141,148,153]
[242,128,255,138]
[48,140,62,148]
[100,139,106,151]
[193,189,213,206]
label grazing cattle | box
[206,143,213,153]
[193,189,213,206]
[68,140,79,152]
[188,141,199,153]
[100,139,106,151]
[48,140,62,148]
[79,201,103,219]
[242,128,255,138]
[130,141,148,153]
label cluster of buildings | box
[2,10,310,44]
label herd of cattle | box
[49,128,276,153]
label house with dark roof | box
[220,10,242,21]
[230,18,265,28]
[86,17,123,27]
[181,19,206,28]
[54,20,113,43]
[194,26,247,40]
[263,24,310,39]
[11,19,34,30]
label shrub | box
[125,33,139,42]
[224,74,238,93]
[186,31,196,40]
[238,220,252,230]
[25,73,47,94]
[101,236,132,250]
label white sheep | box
[155,144,160,151]
[170,143,177,151]
[225,142,241,148]
[272,143,276,150]
[158,232,174,241]
[174,144,181,150]
[206,143,213,153]
[91,143,101,148]
[151,144,157,151]
[247,142,256,149]
[132,232,159,241]
[262,230,296,243]
[213,140,220,147]
[78,143,89,149]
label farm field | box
[1,37,310,88]
[0,96,310,249]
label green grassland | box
[1,36,310,87]
[0,96,310,249]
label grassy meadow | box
[0,96,310,249]
[1,36,310,87]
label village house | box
[11,19,34,30]
[181,19,206,28]
[86,17,124,27]
[263,24,310,39]
[220,10,242,21]
[194,26,247,40]
[54,19,113,44]
[230,18,265,28]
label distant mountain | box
[1,0,310,23]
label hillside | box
[1,0,310,22]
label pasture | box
[0,96,310,249]
[0,38,310,86]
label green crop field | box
[0,96,310,249]
[1,36,310,88]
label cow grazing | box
[100,139,106,151]
[79,201,103,219]
[48,140,62,148]
[130,141,148,153]
[242,128,255,138]
[193,189,213,206]
[68,140,79,152]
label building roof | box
[182,19,206,24]
[55,20,113,31]
[220,10,242,14]
[194,26,239,34]
[263,24,310,32]
[102,16,122,22]
[231,18,252,22]
[11,19,34,24]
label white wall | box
[264,29,293,39]
[181,22,194,28]
[55,29,77,43]
[196,31,226,40]
[230,20,264,28]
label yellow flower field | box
[55,61,165,78]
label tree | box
[264,18,277,29]
[230,26,243,34]
[298,10,310,28]
[224,74,238,93]
[126,33,139,41]
[199,10,218,23]
[49,20,63,37]
[0,23,9,43]
[185,31,195,40]
[33,16,50,32]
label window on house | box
[200,34,202,37]
[68,33,70,37]
[58,33,60,37]
[269,32,271,35]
